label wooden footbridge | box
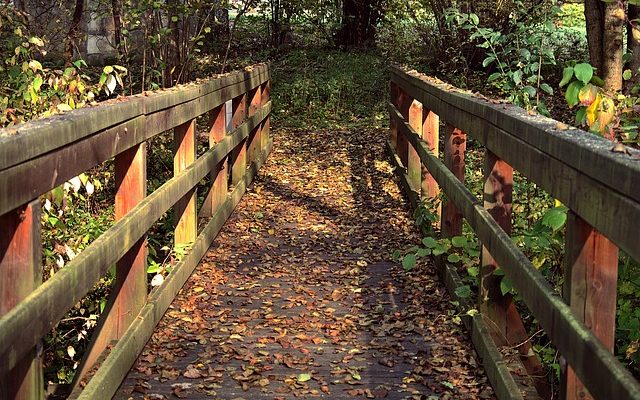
[1,63,640,400]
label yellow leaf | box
[597,97,616,133]
[579,83,598,106]
[585,93,601,127]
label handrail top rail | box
[390,65,640,206]
[0,63,270,172]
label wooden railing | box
[0,64,272,399]
[388,66,640,400]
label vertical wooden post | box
[200,104,228,218]
[480,150,546,392]
[0,201,43,400]
[74,142,147,385]
[422,109,440,223]
[174,119,197,245]
[406,100,422,192]
[261,80,270,150]
[230,93,247,187]
[396,89,410,170]
[247,85,262,165]
[562,211,618,400]
[441,124,465,238]
[480,150,514,342]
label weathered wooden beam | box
[247,85,262,165]
[72,142,148,387]
[390,70,640,263]
[260,80,271,150]
[74,139,274,400]
[390,66,640,206]
[480,152,545,394]
[562,211,619,400]
[200,104,228,219]
[0,106,269,375]
[421,109,439,210]
[389,104,640,400]
[174,119,197,245]
[0,64,269,172]
[230,93,247,187]
[0,201,43,400]
[441,124,465,238]
[0,117,145,217]
[406,100,422,192]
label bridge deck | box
[114,127,493,399]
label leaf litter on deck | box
[115,126,495,400]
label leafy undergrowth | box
[115,123,495,400]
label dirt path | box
[115,126,494,399]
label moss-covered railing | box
[0,64,272,399]
[388,66,640,400]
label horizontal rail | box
[0,104,270,375]
[0,64,270,216]
[389,100,640,399]
[0,64,269,170]
[390,67,640,266]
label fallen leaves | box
[113,126,495,400]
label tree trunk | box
[65,0,85,65]
[336,0,382,48]
[627,5,640,89]
[601,1,625,92]
[584,0,605,73]
[112,0,123,57]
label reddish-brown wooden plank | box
[74,142,148,386]
[260,80,271,150]
[421,109,440,221]
[406,100,422,192]
[200,104,228,218]
[441,124,465,238]
[231,94,248,186]
[174,119,197,245]
[563,211,619,400]
[480,151,546,395]
[247,86,262,165]
[0,201,43,400]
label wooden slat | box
[174,119,197,245]
[563,211,619,400]
[260,80,271,150]
[231,93,248,187]
[389,103,640,400]
[0,106,269,375]
[390,70,640,263]
[75,139,274,400]
[441,124,465,238]
[0,201,43,400]
[247,85,262,165]
[406,100,422,192]
[200,104,228,218]
[480,150,515,345]
[421,109,439,206]
[73,142,148,386]
[480,151,545,394]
